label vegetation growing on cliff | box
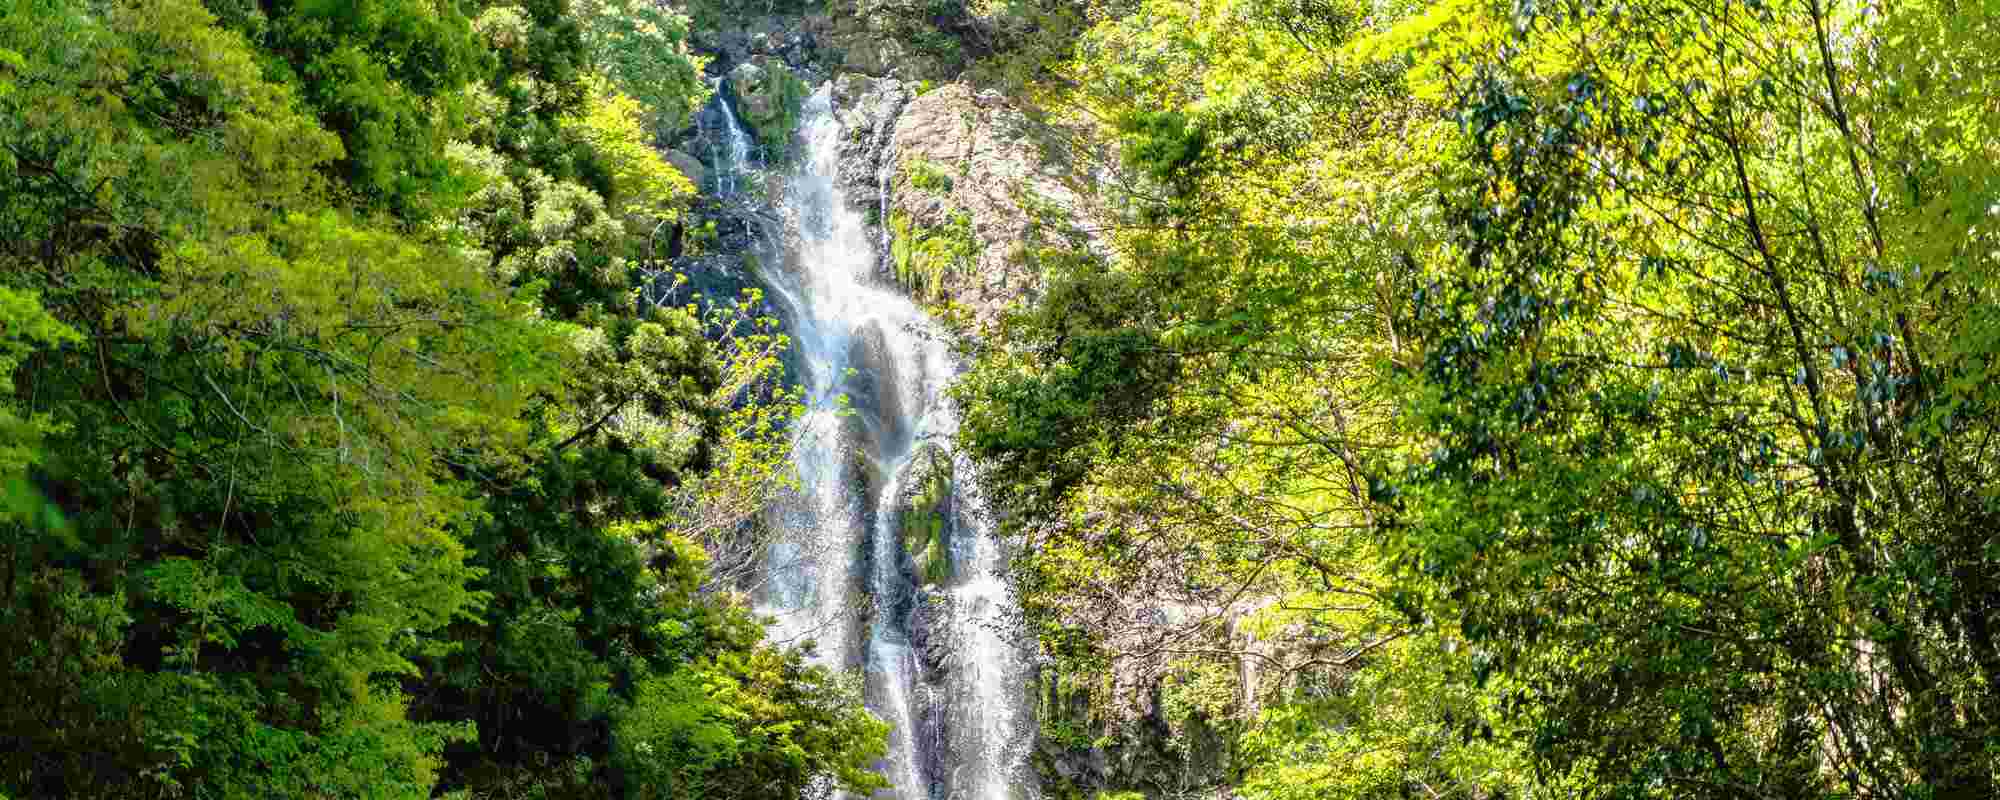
[0,0,885,797]
[890,207,978,302]
[897,446,957,585]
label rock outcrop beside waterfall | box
[878,84,1100,325]
[813,71,1238,800]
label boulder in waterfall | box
[892,442,955,587]
[839,321,907,455]
[831,70,878,107]
[909,588,954,681]
[729,61,770,113]
[728,56,808,151]
[833,72,909,138]
[664,149,706,189]
[827,73,911,215]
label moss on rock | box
[729,56,811,160]
[896,444,955,586]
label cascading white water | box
[710,83,1036,799]
[712,89,757,196]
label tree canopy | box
[0,0,883,797]
[956,0,2000,797]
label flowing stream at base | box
[711,84,1036,800]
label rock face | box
[842,321,910,457]
[663,148,706,189]
[814,0,972,81]
[688,6,817,73]
[880,83,1099,325]
[830,73,911,207]
[1034,654,1242,797]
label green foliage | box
[615,626,890,800]
[0,0,883,797]
[910,23,965,68]
[957,0,2000,799]
[907,157,956,194]
[898,447,956,585]
[571,77,699,223]
[1115,109,1206,190]
[889,209,978,302]
[0,287,75,522]
[205,0,488,217]
[1232,627,1531,800]
[1359,1,2000,795]
[747,64,812,162]
[572,0,710,138]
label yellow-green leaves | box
[956,3,1492,797]
[572,77,697,225]
[0,46,21,98]
[573,0,710,137]
[1362,0,2000,795]
[0,287,76,526]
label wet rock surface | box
[832,73,913,207]
[843,321,911,458]
[664,148,706,189]
[690,7,818,73]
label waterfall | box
[712,85,757,196]
[706,85,1037,799]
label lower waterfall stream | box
[710,84,1037,800]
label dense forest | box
[2,0,1996,798]
[959,1,2000,798]
[0,0,885,796]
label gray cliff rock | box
[880,83,1100,324]
[831,73,912,203]
[664,148,706,189]
[818,0,965,80]
[690,8,816,72]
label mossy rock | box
[728,56,811,160]
[896,444,955,585]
